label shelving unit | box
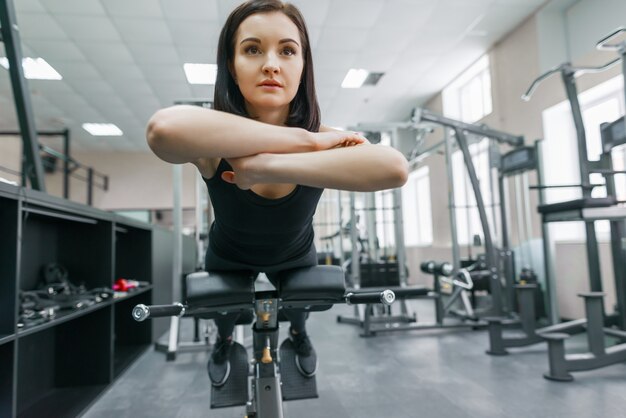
[0,182,178,418]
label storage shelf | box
[0,334,15,346]
[17,300,113,338]
[113,285,153,303]
[114,344,150,378]
[17,385,106,418]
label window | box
[541,75,625,241]
[451,137,497,246]
[443,55,493,123]
[402,166,433,246]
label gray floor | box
[83,301,626,418]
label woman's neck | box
[247,105,290,126]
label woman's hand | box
[311,130,370,151]
[220,154,267,189]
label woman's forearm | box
[146,105,313,164]
[253,145,409,191]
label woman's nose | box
[262,54,280,74]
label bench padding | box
[277,265,346,302]
[185,271,255,309]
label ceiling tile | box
[76,42,135,64]
[314,51,357,72]
[316,28,369,52]
[102,0,164,18]
[25,40,87,61]
[126,44,180,65]
[142,65,187,82]
[324,0,384,29]
[16,13,69,40]
[160,0,220,21]
[39,0,106,15]
[48,61,101,80]
[55,15,122,42]
[290,0,331,27]
[113,17,174,44]
[167,21,221,47]
[14,0,46,14]
[176,46,216,63]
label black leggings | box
[205,245,317,339]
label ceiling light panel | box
[82,123,123,136]
[183,63,217,85]
[0,57,63,80]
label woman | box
[146,0,408,387]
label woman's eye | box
[282,47,296,56]
[245,46,260,54]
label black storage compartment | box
[0,341,14,418]
[114,223,151,288]
[113,292,152,378]
[19,205,113,295]
[0,198,18,338]
[16,307,112,418]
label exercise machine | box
[132,265,394,417]
[513,27,626,380]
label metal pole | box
[350,192,360,288]
[536,140,559,324]
[173,164,183,302]
[393,187,407,287]
[195,171,204,269]
[418,108,524,147]
[444,128,461,272]
[455,127,503,315]
[337,190,345,268]
[63,128,70,199]
[0,0,46,191]
[87,168,94,206]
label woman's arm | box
[223,144,409,192]
[146,107,367,164]
[146,105,313,164]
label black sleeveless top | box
[203,158,324,266]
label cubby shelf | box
[0,182,165,418]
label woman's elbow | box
[388,151,409,188]
[146,109,169,151]
[145,109,184,163]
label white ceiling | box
[0,0,546,152]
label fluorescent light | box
[0,57,62,80]
[341,69,369,88]
[183,63,217,85]
[82,123,123,136]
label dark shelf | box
[0,341,14,418]
[17,299,113,338]
[17,385,106,418]
[112,285,153,303]
[114,292,152,379]
[113,344,150,378]
[0,334,15,346]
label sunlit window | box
[402,166,433,246]
[443,55,493,123]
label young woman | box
[146,0,408,387]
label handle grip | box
[132,303,184,322]
[346,290,395,305]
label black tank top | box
[203,158,324,266]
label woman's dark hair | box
[213,0,320,132]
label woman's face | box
[231,12,304,119]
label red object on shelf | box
[113,278,139,292]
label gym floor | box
[83,300,626,418]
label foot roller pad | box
[279,339,318,401]
[211,342,249,408]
